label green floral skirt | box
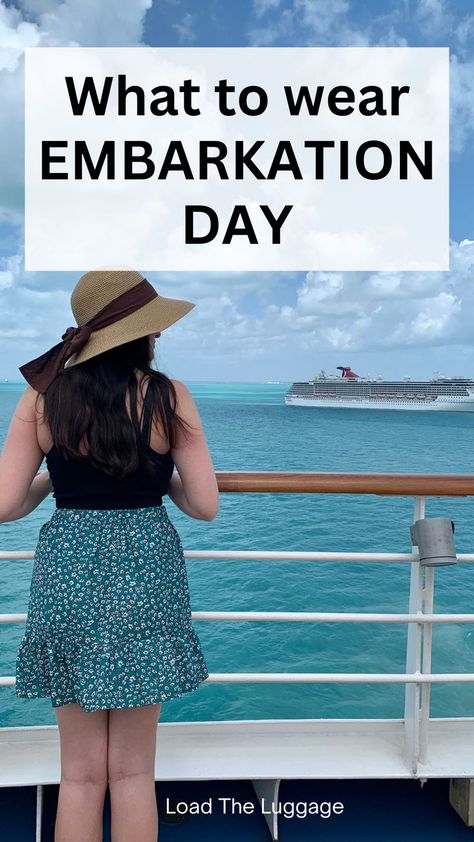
[15,505,209,713]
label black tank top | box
[45,379,175,510]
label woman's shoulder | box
[168,379,202,433]
[169,378,191,397]
[169,379,197,412]
[14,385,42,422]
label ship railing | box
[1,472,474,803]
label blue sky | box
[1,0,474,382]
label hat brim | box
[65,293,195,368]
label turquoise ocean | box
[1,381,474,727]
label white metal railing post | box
[403,495,426,773]
[419,564,435,766]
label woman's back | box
[36,370,170,453]
[44,375,175,510]
[34,370,219,522]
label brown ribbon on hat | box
[19,278,158,394]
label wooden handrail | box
[215,471,474,496]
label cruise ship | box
[285,366,474,412]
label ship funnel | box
[410,517,457,567]
[336,366,359,379]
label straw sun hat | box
[19,269,195,393]
[66,269,195,367]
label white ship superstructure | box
[285,366,474,412]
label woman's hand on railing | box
[168,470,217,521]
[35,469,52,493]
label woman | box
[0,269,219,842]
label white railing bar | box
[2,549,474,563]
[190,551,417,561]
[186,551,474,563]
[192,672,474,684]
[2,672,474,687]
[191,611,474,623]
[0,551,416,562]
[190,611,474,623]
[3,610,474,624]
[190,550,418,562]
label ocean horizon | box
[1,381,474,728]
[0,379,292,387]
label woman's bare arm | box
[6,470,53,521]
[168,380,219,521]
[0,386,51,523]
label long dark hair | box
[36,336,192,478]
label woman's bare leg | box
[108,703,161,842]
[54,703,108,842]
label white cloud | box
[294,0,349,35]
[33,0,152,47]
[455,14,474,48]
[0,272,14,290]
[450,54,474,154]
[0,326,40,339]
[413,2,474,61]
[248,0,385,47]
[0,252,22,289]
[321,326,353,349]
[264,239,474,353]
[246,0,473,155]
[253,0,281,18]
[0,1,473,382]
[0,0,154,377]
[365,271,447,300]
[415,0,453,39]
[451,238,474,274]
[172,11,197,44]
[0,3,42,71]
[388,291,461,344]
[2,239,474,380]
[17,2,59,14]
[0,0,152,221]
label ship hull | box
[285,396,474,412]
